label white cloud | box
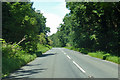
[32,1,70,35]
[40,2,70,35]
[43,13,62,35]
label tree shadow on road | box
[5,68,47,79]
[39,53,56,57]
[25,63,41,66]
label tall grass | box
[2,53,36,77]
[65,47,119,64]
[64,47,88,54]
[88,52,119,64]
[106,56,119,64]
[2,41,52,78]
[88,51,104,59]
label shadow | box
[40,53,55,57]
[5,68,47,79]
[26,63,41,66]
[35,51,42,57]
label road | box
[6,48,118,78]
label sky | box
[31,0,70,35]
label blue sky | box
[31,0,70,35]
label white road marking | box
[67,55,71,59]
[61,50,65,53]
[72,61,86,73]
[64,53,66,55]
[61,49,67,55]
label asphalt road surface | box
[7,48,118,78]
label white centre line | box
[61,49,67,55]
[66,55,71,59]
[72,61,86,73]
[64,53,66,55]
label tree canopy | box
[50,2,120,56]
[2,2,50,53]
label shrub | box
[88,51,104,59]
[2,39,37,78]
[37,44,52,53]
[106,56,119,64]
[79,48,88,54]
[103,53,110,60]
[35,51,42,57]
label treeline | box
[50,2,120,56]
[2,2,52,77]
[2,2,51,53]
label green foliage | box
[103,53,110,60]
[65,46,119,64]
[79,48,88,54]
[2,39,52,77]
[88,52,119,64]
[2,54,37,77]
[106,56,119,64]
[2,40,37,77]
[50,2,120,57]
[37,44,52,53]
[88,51,105,59]
[2,2,48,53]
[2,2,52,78]
[38,33,47,45]
[2,40,21,57]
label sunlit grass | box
[65,47,119,64]
[37,44,52,53]
[2,53,37,78]
[88,51,104,59]
[88,52,119,64]
[2,43,52,78]
[106,56,119,64]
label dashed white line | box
[61,49,86,74]
[64,53,66,55]
[61,50,66,54]
[72,61,86,73]
[67,55,71,59]
[61,50,67,55]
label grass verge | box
[88,52,120,64]
[64,47,120,64]
[2,43,52,78]
[2,53,37,78]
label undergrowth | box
[2,39,52,78]
[65,46,119,64]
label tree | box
[2,2,49,53]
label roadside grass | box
[88,51,104,59]
[88,52,120,64]
[2,53,37,78]
[2,43,52,78]
[64,47,88,54]
[106,56,120,64]
[64,47,120,64]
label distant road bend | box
[7,48,118,78]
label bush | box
[2,53,37,77]
[103,53,110,60]
[2,39,37,78]
[106,56,119,64]
[79,48,88,54]
[35,51,42,57]
[88,51,105,59]
[88,51,119,64]
[37,44,52,53]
